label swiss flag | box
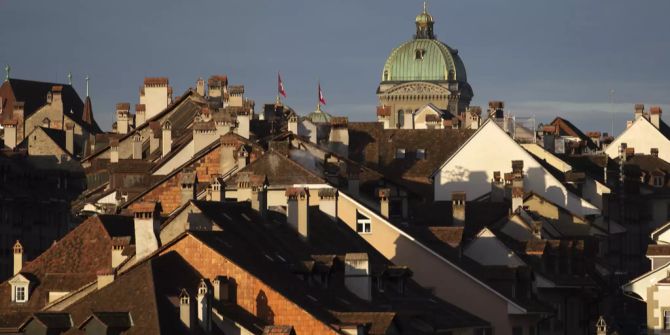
[278,72,286,98]
[318,83,326,106]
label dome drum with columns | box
[377,3,473,128]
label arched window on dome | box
[415,49,426,60]
[383,70,389,81]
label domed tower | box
[377,3,473,128]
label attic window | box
[415,49,426,60]
[356,210,371,234]
[14,286,26,302]
[416,149,426,160]
[395,148,405,159]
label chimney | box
[235,172,259,201]
[235,110,250,139]
[452,191,466,226]
[347,166,360,197]
[651,148,659,158]
[149,122,160,154]
[141,77,170,120]
[344,253,371,301]
[251,177,268,218]
[650,106,662,129]
[209,175,225,202]
[13,240,25,275]
[130,202,161,260]
[135,104,146,127]
[111,241,127,268]
[51,85,63,105]
[193,119,217,154]
[378,188,390,219]
[288,112,299,135]
[116,103,130,135]
[228,85,245,107]
[96,268,116,290]
[64,122,75,155]
[377,105,391,129]
[162,121,172,158]
[212,276,231,302]
[110,139,119,163]
[196,77,206,96]
[488,101,505,119]
[512,185,524,212]
[328,117,349,158]
[491,171,505,202]
[179,289,194,331]
[286,188,309,239]
[237,145,250,169]
[634,103,644,120]
[512,160,524,177]
[207,75,227,98]
[132,133,142,160]
[196,279,212,332]
[2,119,18,149]
[220,136,237,174]
[180,169,197,205]
[318,188,338,221]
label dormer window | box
[9,273,30,303]
[15,286,26,302]
[395,149,405,159]
[415,49,426,60]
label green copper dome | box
[382,39,467,82]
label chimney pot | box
[13,240,25,275]
[451,191,466,226]
[286,188,309,239]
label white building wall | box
[605,117,670,163]
[434,121,599,216]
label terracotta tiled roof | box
[428,226,464,248]
[525,239,547,255]
[115,102,130,111]
[262,325,296,335]
[650,106,663,115]
[207,75,228,86]
[143,77,169,86]
[228,85,244,94]
[130,201,157,213]
[376,105,391,117]
[647,244,670,256]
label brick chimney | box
[318,188,338,221]
[116,103,130,135]
[196,279,212,332]
[286,188,309,239]
[328,117,349,158]
[219,136,237,175]
[132,133,142,159]
[2,119,18,149]
[135,104,146,127]
[452,191,466,226]
[491,171,505,202]
[634,103,644,120]
[13,240,25,275]
[96,268,116,290]
[196,77,206,96]
[650,106,662,129]
[344,253,371,301]
[209,175,225,202]
[180,169,197,205]
[179,289,194,331]
[130,202,161,260]
[162,121,172,158]
[378,188,390,219]
[110,139,119,163]
[65,122,74,155]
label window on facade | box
[416,149,426,160]
[356,211,371,234]
[415,49,426,60]
[665,310,670,330]
[14,286,26,303]
[395,149,405,159]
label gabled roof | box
[227,150,324,187]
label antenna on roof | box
[67,72,72,85]
[85,75,90,97]
[4,65,9,82]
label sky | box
[1,0,670,135]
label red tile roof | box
[143,77,169,86]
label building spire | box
[85,75,90,97]
[415,2,435,39]
[67,72,72,85]
[4,65,9,82]
[423,1,428,13]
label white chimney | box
[97,268,115,290]
[132,133,142,160]
[111,242,127,268]
[116,103,130,135]
[13,240,25,275]
[286,188,310,239]
[162,121,172,158]
[237,145,250,169]
[142,77,170,120]
[196,77,206,96]
[634,103,644,120]
[110,139,119,163]
[193,119,218,154]
[149,122,160,154]
[344,253,371,301]
[318,188,338,221]
[378,188,390,219]
[3,120,17,149]
[650,106,662,129]
[135,104,146,127]
[180,169,197,205]
[452,191,466,226]
[179,289,193,330]
[212,276,230,302]
[288,112,299,135]
[196,279,212,332]
[251,179,268,217]
[490,171,505,202]
[328,117,349,158]
[220,136,237,175]
[131,202,161,260]
[235,110,250,139]
[209,175,225,202]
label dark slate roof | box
[79,312,132,329]
[22,312,73,330]
[189,200,488,332]
[227,150,324,187]
[347,122,474,197]
[0,79,101,133]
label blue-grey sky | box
[2,0,670,134]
